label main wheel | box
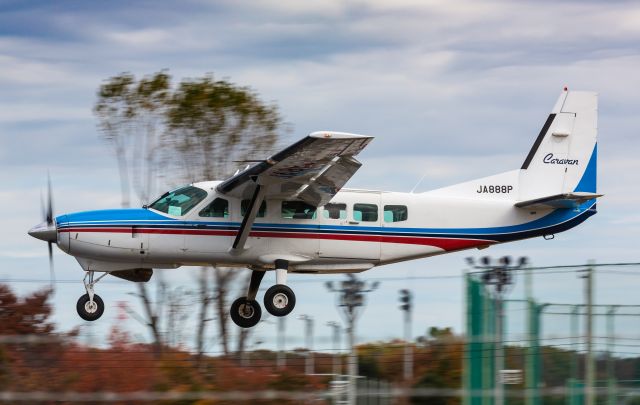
[76,294,105,321]
[230,297,262,328]
[263,285,296,317]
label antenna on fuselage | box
[409,173,428,194]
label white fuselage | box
[54,180,595,274]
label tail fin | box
[518,89,598,201]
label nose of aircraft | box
[28,221,57,242]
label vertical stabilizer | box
[518,89,598,201]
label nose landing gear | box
[76,271,107,321]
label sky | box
[1,0,640,354]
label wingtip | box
[309,131,374,139]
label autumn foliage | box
[0,284,471,404]
[0,284,327,403]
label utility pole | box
[399,289,413,381]
[524,259,535,405]
[583,264,595,405]
[326,275,379,405]
[469,255,527,405]
[606,306,618,405]
[298,314,314,375]
[327,321,341,377]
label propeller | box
[46,174,55,291]
[34,174,56,292]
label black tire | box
[76,293,105,321]
[230,297,262,328]
[263,285,296,317]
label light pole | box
[327,321,342,377]
[326,275,379,405]
[261,318,287,368]
[298,314,314,375]
[468,255,527,405]
[399,289,413,381]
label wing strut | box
[231,184,266,252]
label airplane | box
[28,88,601,328]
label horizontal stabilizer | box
[515,192,603,210]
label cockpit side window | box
[199,198,229,218]
[148,186,208,216]
[282,201,317,219]
[322,203,346,220]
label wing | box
[217,131,373,206]
[219,131,373,253]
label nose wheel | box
[77,293,104,321]
[76,270,108,321]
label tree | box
[94,72,284,358]
[94,72,170,208]
[165,76,283,357]
[165,75,281,183]
[411,328,463,405]
[0,284,56,389]
[0,284,54,335]
[194,268,213,365]
[94,73,136,208]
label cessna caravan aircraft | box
[29,89,601,328]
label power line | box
[4,261,640,286]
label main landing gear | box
[76,271,107,321]
[230,260,296,328]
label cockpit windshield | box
[148,185,208,216]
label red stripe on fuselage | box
[60,227,493,251]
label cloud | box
[105,29,173,48]
[0,54,80,86]
[1,0,639,346]
[0,104,90,123]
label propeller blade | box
[46,173,54,225]
[40,190,46,222]
[48,241,56,292]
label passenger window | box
[199,198,229,218]
[323,203,346,220]
[353,203,378,222]
[282,201,317,219]
[241,200,267,218]
[384,205,408,222]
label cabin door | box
[319,195,381,261]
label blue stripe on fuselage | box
[57,209,177,225]
[56,202,596,243]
